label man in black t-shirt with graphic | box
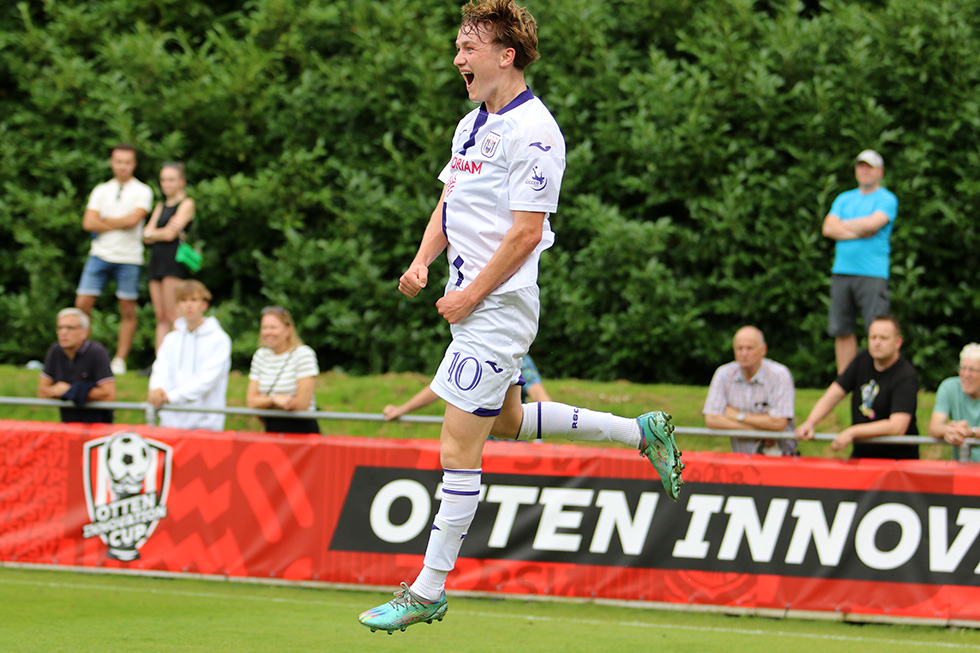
[795,315,918,459]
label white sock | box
[517,402,641,448]
[410,468,481,601]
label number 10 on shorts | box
[447,352,483,392]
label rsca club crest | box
[481,131,501,158]
[82,431,172,561]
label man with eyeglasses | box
[37,308,115,423]
[927,343,980,462]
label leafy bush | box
[2,0,978,391]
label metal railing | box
[1,396,975,461]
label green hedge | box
[2,0,978,390]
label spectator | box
[519,354,551,403]
[795,315,919,459]
[383,354,552,421]
[703,326,796,456]
[37,308,115,423]
[927,343,980,462]
[822,149,898,374]
[143,162,196,352]
[246,306,320,434]
[74,143,154,376]
[147,281,231,431]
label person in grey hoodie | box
[147,280,231,431]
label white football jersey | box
[437,88,565,295]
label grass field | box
[0,364,952,460]
[2,566,979,652]
[1,366,972,648]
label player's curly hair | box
[460,0,540,70]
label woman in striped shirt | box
[246,306,320,433]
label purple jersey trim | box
[459,111,490,155]
[457,88,533,155]
[497,87,535,114]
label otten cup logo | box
[82,431,173,561]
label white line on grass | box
[2,578,978,650]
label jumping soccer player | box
[358,0,684,634]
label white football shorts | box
[430,284,539,416]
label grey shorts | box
[828,274,889,337]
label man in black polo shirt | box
[37,308,116,423]
[795,314,919,459]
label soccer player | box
[358,0,683,634]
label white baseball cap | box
[854,149,884,168]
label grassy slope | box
[0,364,947,460]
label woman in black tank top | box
[143,162,196,351]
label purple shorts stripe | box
[473,406,502,417]
[536,402,543,440]
[444,468,482,474]
[442,489,481,496]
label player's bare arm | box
[399,188,449,298]
[436,210,544,324]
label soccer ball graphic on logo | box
[105,432,151,495]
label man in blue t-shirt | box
[822,149,898,374]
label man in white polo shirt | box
[74,143,154,375]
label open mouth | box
[462,71,474,87]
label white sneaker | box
[110,358,127,375]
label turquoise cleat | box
[637,411,684,500]
[359,583,448,634]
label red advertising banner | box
[2,420,979,624]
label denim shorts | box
[76,256,141,301]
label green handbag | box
[175,241,203,273]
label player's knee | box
[489,406,523,439]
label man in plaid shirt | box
[703,326,797,456]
